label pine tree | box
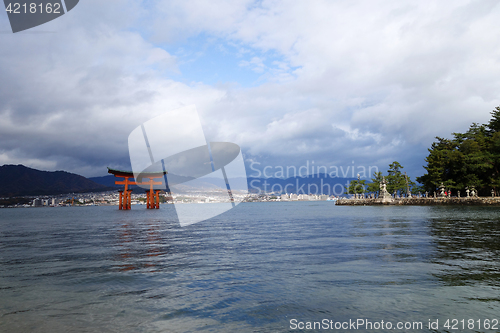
[387,161,406,195]
[367,171,383,196]
[345,179,367,195]
[418,105,500,195]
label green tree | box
[489,131,500,190]
[367,171,383,196]
[418,105,500,196]
[411,182,425,195]
[416,137,454,191]
[487,106,500,133]
[345,179,367,195]
[387,161,406,195]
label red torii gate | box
[143,177,163,209]
[107,168,167,210]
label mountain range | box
[0,165,110,197]
[0,164,357,197]
[89,173,354,196]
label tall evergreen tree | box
[487,106,500,133]
[387,161,406,195]
[367,171,383,196]
[345,179,367,195]
[418,105,500,195]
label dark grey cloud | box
[1,0,499,181]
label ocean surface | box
[0,202,499,332]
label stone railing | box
[336,197,500,206]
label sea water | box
[0,202,499,332]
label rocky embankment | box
[336,197,500,206]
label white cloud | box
[239,56,266,73]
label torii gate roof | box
[107,167,167,179]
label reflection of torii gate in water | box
[107,168,167,210]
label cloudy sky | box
[1,0,499,180]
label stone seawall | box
[336,197,500,206]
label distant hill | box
[0,164,110,197]
[246,174,356,196]
[90,173,355,196]
[88,175,122,188]
[0,165,358,198]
